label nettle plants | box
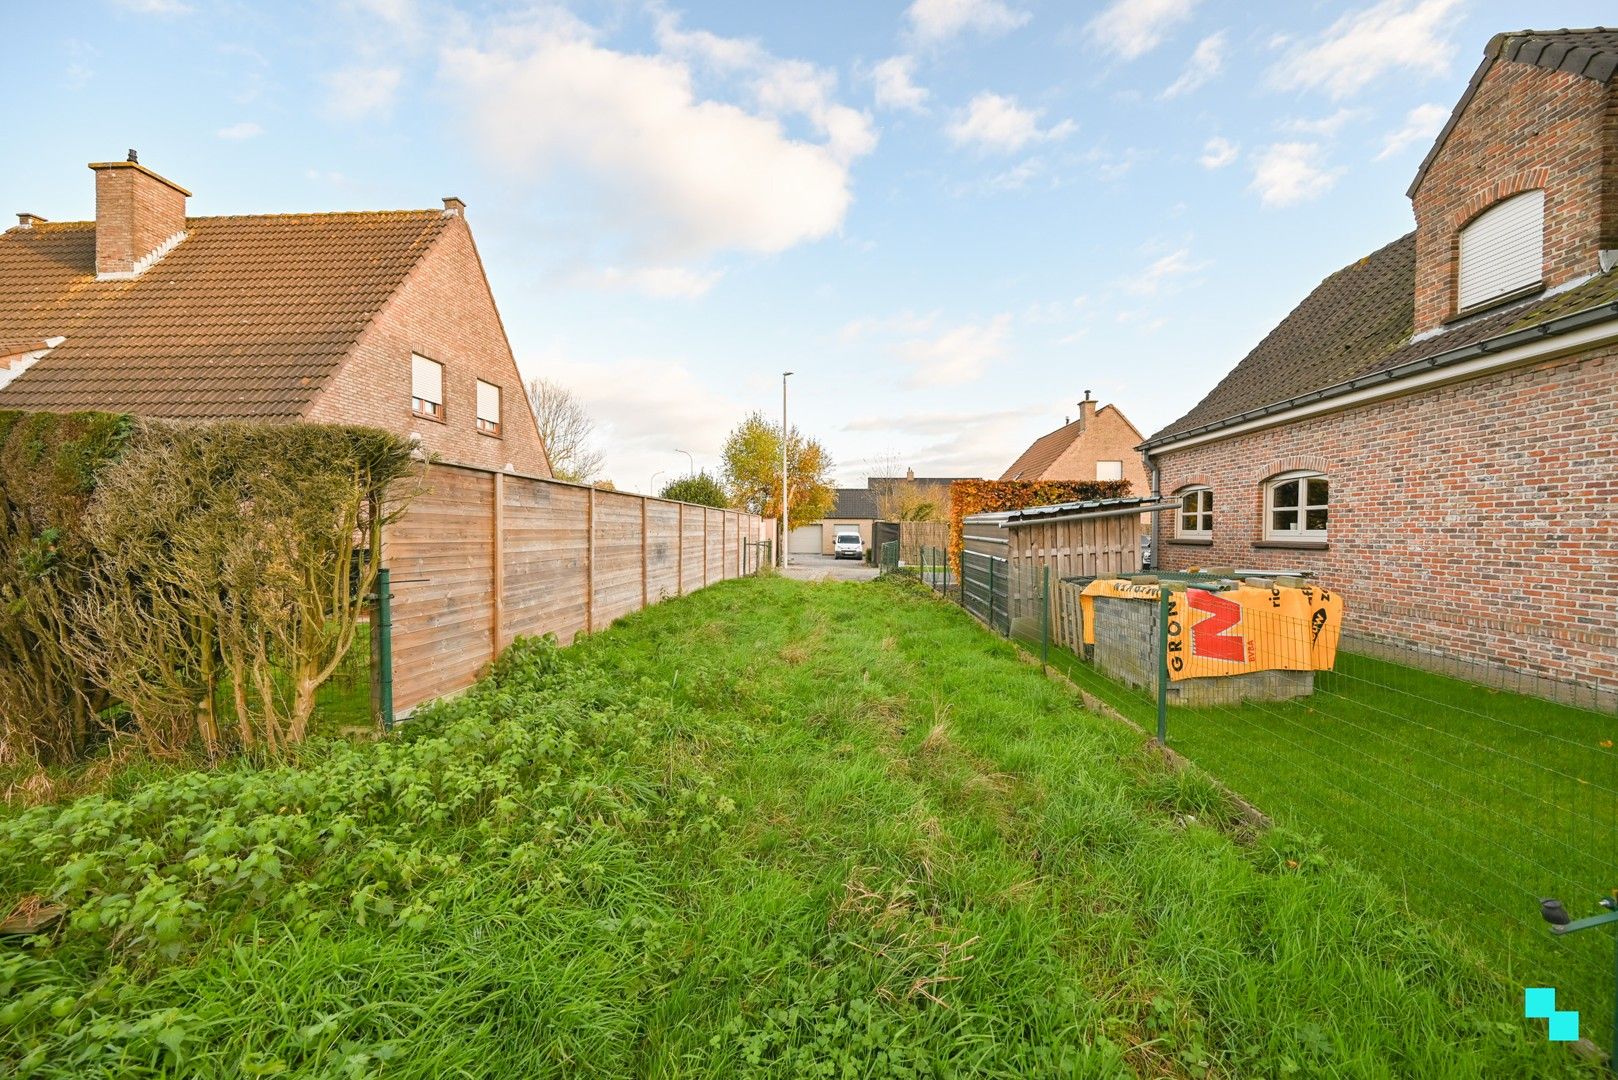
[0,413,417,764]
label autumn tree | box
[526,377,605,484]
[660,471,729,509]
[720,412,835,526]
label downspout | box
[1142,446,1160,571]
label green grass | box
[0,575,1599,1077]
[1049,639,1618,1046]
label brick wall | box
[1155,348,1618,699]
[1047,404,1151,493]
[306,214,550,475]
[1412,61,1614,333]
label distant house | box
[789,469,976,556]
[1001,394,1147,494]
[0,152,549,475]
[1140,28,1618,703]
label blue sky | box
[6,0,1611,491]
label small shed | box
[961,496,1177,636]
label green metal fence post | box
[1041,565,1050,673]
[1155,586,1170,744]
[375,566,394,734]
[987,557,997,634]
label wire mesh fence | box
[904,555,1618,1052]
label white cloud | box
[1121,247,1209,295]
[895,314,1013,386]
[947,92,1075,154]
[216,121,263,141]
[871,55,929,112]
[654,15,876,166]
[1279,108,1367,137]
[539,354,743,491]
[1161,31,1226,98]
[1199,136,1238,168]
[842,405,1046,478]
[582,265,723,299]
[1375,102,1448,160]
[1270,0,1462,99]
[442,23,868,272]
[324,65,402,119]
[1250,142,1342,207]
[1088,0,1199,61]
[112,0,191,13]
[905,0,1030,46]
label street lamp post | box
[650,470,664,497]
[675,448,694,476]
[781,372,793,568]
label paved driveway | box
[781,553,879,582]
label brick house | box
[1002,393,1148,494]
[789,469,975,556]
[1140,29,1618,703]
[0,153,548,475]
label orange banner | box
[1079,579,1344,680]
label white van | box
[833,530,864,560]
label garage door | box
[789,524,823,554]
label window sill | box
[1253,540,1328,551]
[1166,537,1214,546]
[412,410,447,426]
[1447,281,1544,323]
[476,428,503,440]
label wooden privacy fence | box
[898,521,948,566]
[383,462,771,717]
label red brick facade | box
[306,215,549,475]
[1045,403,1150,493]
[1412,61,1617,333]
[1155,348,1618,699]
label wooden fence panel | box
[387,466,496,715]
[705,508,724,584]
[898,521,949,565]
[384,463,766,718]
[680,506,705,594]
[646,500,682,601]
[592,491,644,628]
[501,475,590,645]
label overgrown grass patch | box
[0,576,1596,1077]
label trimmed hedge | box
[0,412,416,765]
[947,478,1133,568]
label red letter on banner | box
[1188,589,1246,662]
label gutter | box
[1141,297,1618,455]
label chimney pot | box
[442,196,466,216]
[127,149,138,163]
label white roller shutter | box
[1457,190,1543,311]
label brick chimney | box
[1076,390,1096,429]
[89,150,190,280]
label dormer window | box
[1456,189,1544,313]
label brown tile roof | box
[1001,405,1139,480]
[1145,235,1618,445]
[0,211,450,419]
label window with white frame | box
[1177,487,1212,539]
[1457,189,1544,312]
[411,353,444,420]
[1264,471,1329,542]
[475,379,501,435]
[1095,460,1123,481]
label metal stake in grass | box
[1540,893,1618,1065]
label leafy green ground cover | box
[0,576,1597,1077]
[1048,640,1618,1049]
